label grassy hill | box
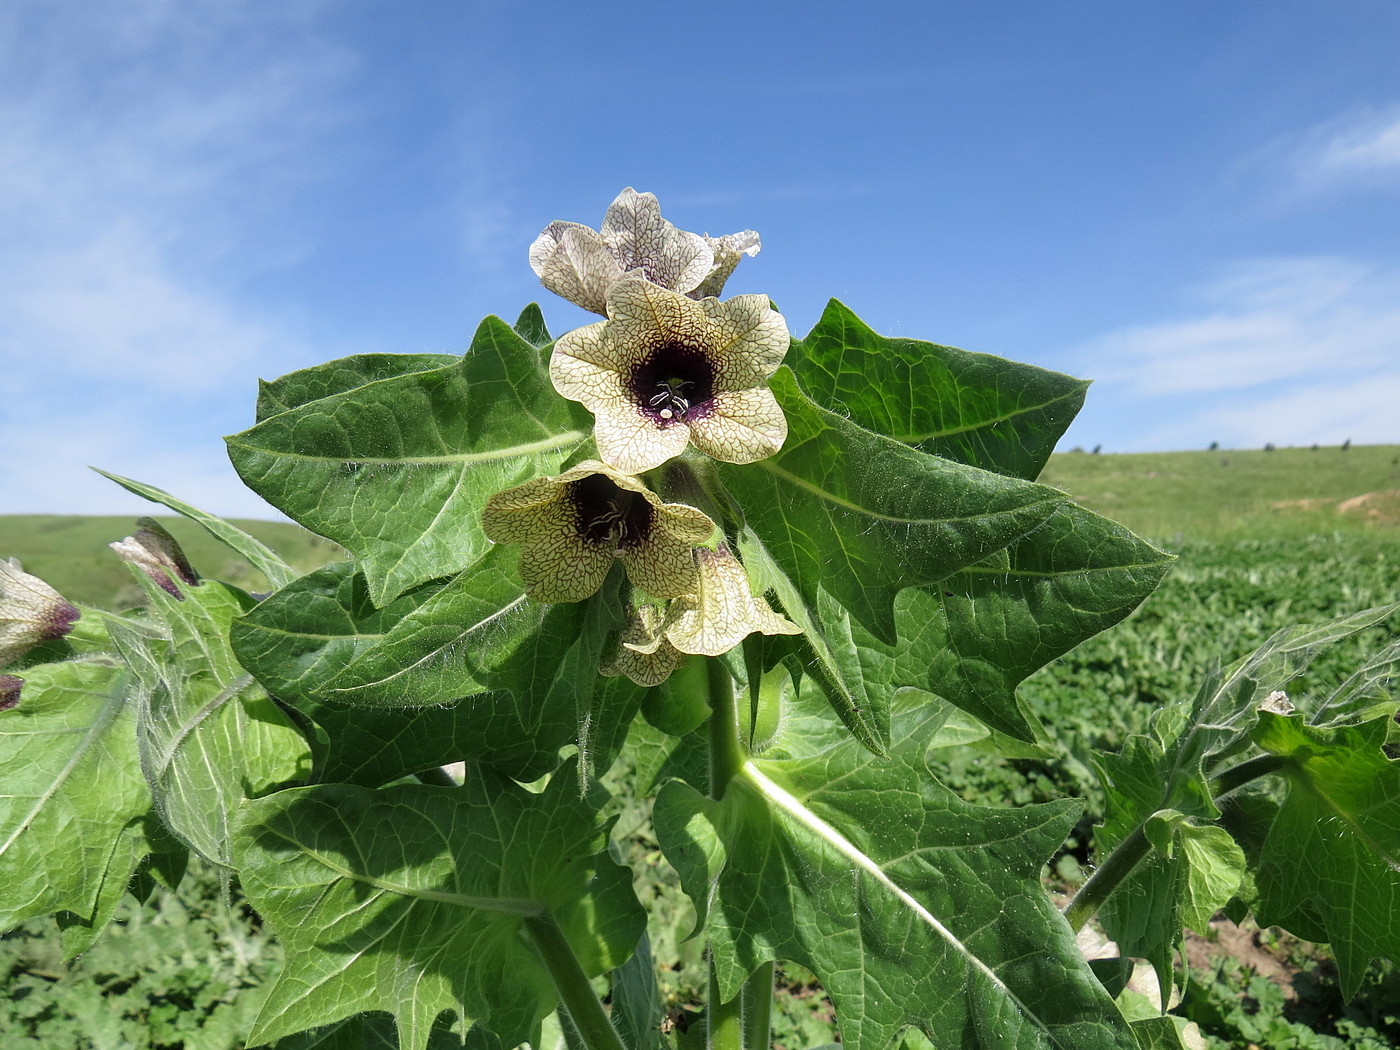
[1038,442,1400,543]
[3,442,1396,607]
[0,514,344,607]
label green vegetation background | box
[3,444,1398,1049]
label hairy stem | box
[1062,752,1290,932]
[742,961,775,1050]
[708,657,744,799]
[525,915,624,1050]
[708,957,745,1050]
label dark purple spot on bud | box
[0,675,21,711]
[45,600,80,641]
[567,474,655,550]
[630,343,716,426]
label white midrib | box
[739,762,1053,1039]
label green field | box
[0,514,344,607]
[1040,442,1400,543]
[3,446,1399,1049]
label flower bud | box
[0,674,20,710]
[109,518,199,599]
[0,559,80,667]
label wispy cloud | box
[1249,102,1400,196]
[1069,257,1400,450]
[0,1,352,517]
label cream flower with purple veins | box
[529,188,760,315]
[662,546,800,657]
[600,603,685,688]
[550,276,790,474]
[603,546,800,686]
[481,460,716,604]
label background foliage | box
[3,444,1396,1049]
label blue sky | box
[3,1,1399,518]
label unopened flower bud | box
[0,674,21,710]
[109,518,199,599]
[0,559,80,667]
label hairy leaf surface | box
[0,659,157,949]
[789,299,1088,479]
[654,692,1135,1050]
[109,576,311,867]
[236,766,643,1050]
[227,317,591,606]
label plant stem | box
[741,961,774,1050]
[707,657,744,799]
[1063,752,1291,932]
[704,658,754,1050]
[708,956,745,1050]
[525,915,624,1050]
[1211,753,1289,798]
[1062,825,1150,933]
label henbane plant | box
[2,187,1398,1050]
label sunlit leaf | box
[654,691,1135,1050]
[236,765,643,1050]
[108,575,311,867]
[789,299,1088,479]
[0,659,159,950]
[227,317,592,606]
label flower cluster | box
[482,188,800,683]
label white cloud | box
[1251,102,1400,195]
[0,1,351,516]
[1076,257,1400,395]
[1068,256,1400,451]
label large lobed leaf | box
[231,556,643,784]
[789,299,1089,480]
[1252,712,1400,1000]
[227,317,591,606]
[654,691,1136,1050]
[107,574,312,867]
[730,368,1169,746]
[0,658,159,953]
[235,764,643,1050]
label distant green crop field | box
[1039,442,1400,544]
[0,515,344,608]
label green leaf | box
[1251,711,1400,999]
[513,303,553,348]
[732,383,1167,744]
[0,659,159,948]
[610,935,662,1050]
[93,470,298,590]
[107,576,312,867]
[256,352,463,422]
[725,369,1065,747]
[1096,807,1245,1004]
[654,691,1135,1050]
[231,557,642,784]
[226,317,591,606]
[1126,1015,1207,1050]
[235,765,643,1050]
[789,300,1089,479]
